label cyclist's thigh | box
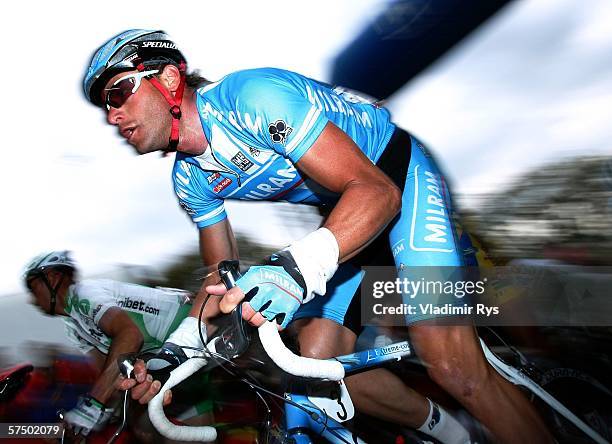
[388,135,469,324]
[390,135,462,267]
[291,261,369,356]
[292,262,363,334]
[293,317,358,358]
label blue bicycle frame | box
[284,341,412,444]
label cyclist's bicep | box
[296,121,391,193]
[97,306,141,340]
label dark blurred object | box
[0,363,33,403]
[463,156,612,264]
[0,348,97,423]
[331,0,512,99]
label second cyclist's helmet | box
[23,251,76,286]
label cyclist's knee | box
[426,356,489,402]
[410,325,491,401]
[299,338,333,359]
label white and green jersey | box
[63,279,191,355]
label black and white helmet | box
[23,251,76,286]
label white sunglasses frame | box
[104,69,160,110]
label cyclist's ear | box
[160,64,181,93]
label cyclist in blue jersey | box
[83,30,552,443]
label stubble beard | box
[134,105,174,155]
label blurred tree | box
[463,156,612,265]
[153,234,278,292]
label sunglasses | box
[104,69,159,110]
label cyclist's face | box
[27,276,52,313]
[103,70,174,155]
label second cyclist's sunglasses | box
[104,69,159,110]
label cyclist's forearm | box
[90,330,143,403]
[187,272,232,321]
[324,180,401,261]
[188,219,240,319]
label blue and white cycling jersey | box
[172,67,470,326]
[172,67,396,228]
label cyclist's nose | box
[107,107,122,125]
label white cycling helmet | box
[23,251,76,315]
[23,251,76,284]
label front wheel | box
[533,367,612,444]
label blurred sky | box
[1,0,611,296]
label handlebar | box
[258,322,345,380]
[148,358,216,442]
[145,260,345,441]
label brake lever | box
[117,354,137,379]
[207,261,253,360]
[107,355,138,444]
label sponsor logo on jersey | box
[306,85,373,128]
[206,172,221,184]
[92,304,102,319]
[199,102,263,135]
[244,163,299,199]
[88,328,104,340]
[141,41,177,49]
[423,171,449,244]
[65,294,91,317]
[213,177,233,193]
[231,152,254,171]
[416,141,430,157]
[268,119,293,145]
[378,342,410,356]
[333,86,379,105]
[117,297,160,316]
[179,201,196,215]
[249,147,261,157]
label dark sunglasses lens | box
[106,78,135,109]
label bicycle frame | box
[283,340,413,444]
[285,394,366,444]
[281,337,610,444]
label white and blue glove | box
[237,228,339,329]
[237,250,307,329]
[64,394,110,436]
